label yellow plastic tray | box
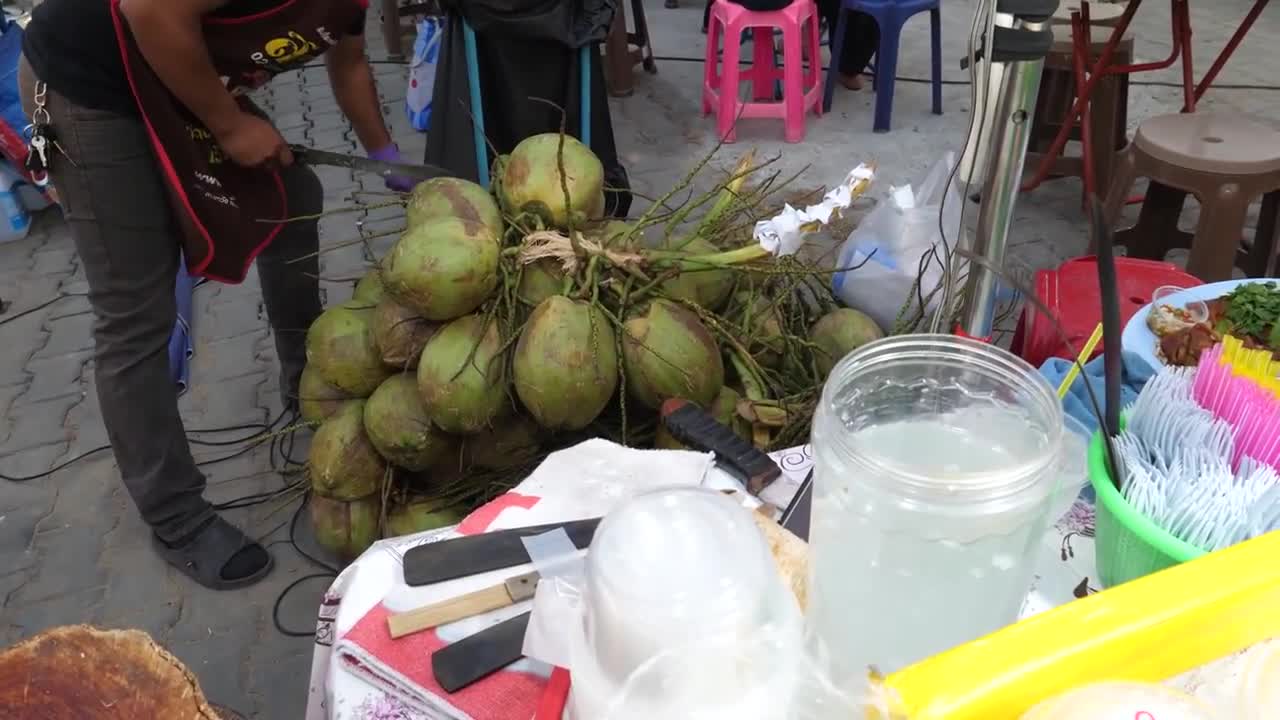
[872,530,1280,719]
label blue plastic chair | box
[822,0,942,133]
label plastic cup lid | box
[1021,681,1219,719]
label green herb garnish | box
[1223,281,1280,343]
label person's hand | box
[369,145,418,193]
[215,113,293,169]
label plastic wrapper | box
[1020,681,1219,719]
[1241,639,1280,719]
[523,487,881,719]
[831,152,965,332]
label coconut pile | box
[301,133,884,561]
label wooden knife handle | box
[387,584,512,639]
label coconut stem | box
[676,244,772,269]
[689,149,760,240]
[285,228,404,265]
[256,199,404,224]
[621,135,732,248]
[729,350,767,403]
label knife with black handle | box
[403,518,601,587]
[432,611,532,693]
[659,398,781,494]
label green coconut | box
[309,401,388,500]
[383,216,500,321]
[584,219,635,250]
[417,314,509,434]
[372,297,438,370]
[654,386,749,450]
[352,270,386,305]
[500,133,605,229]
[406,177,504,237]
[310,493,380,561]
[658,237,735,311]
[363,374,452,471]
[468,415,544,471]
[298,365,352,425]
[517,259,565,307]
[305,301,393,396]
[622,299,723,409]
[733,292,786,369]
[811,308,886,377]
[514,296,618,431]
[402,444,466,494]
[385,498,468,538]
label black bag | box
[424,0,633,217]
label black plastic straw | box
[1089,196,1123,489]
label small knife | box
[289,145,453,183]
[387,571,540,639]
[660,398,782,495]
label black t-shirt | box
[22,0,366,116]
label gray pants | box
[19,58,323,542]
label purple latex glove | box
[368,144,418,193]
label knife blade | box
[660,398,782,495]
[432,611,532,693]
[387,571,540,639]
[402,518,601,587]
[289,145,453,183]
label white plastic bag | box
[832,152,963,333]
[405,17,444,132]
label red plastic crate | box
[1011,256,1203,369]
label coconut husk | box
[752,511,808,610]
[0,625,226,719]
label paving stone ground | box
[1,1,1278,717]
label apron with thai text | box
[109,0,367,282]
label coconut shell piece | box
[0,625,229,719]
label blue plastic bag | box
[406,18,444,133]
[0,20,34,178]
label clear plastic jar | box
[807,334,1064,681]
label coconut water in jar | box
[807,335,1064,683]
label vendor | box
[19,0,411,590]
[816,3,879,91]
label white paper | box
[753,163,876,257]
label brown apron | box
[108,0,368,283]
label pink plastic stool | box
[702,0,823,143]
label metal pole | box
[958,14,1050,339]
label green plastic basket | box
[1088,431,1206,588]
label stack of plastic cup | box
[567,487,804,720]
[1021,681,1221,719]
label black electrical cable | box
[344,55,1280,92]
[0,293,88,327]
[2,384,334,636]
[272,497,341,638]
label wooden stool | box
[1101,113,1280,281]
[378,0,421,59]
[1027,27,1133,200]
[604,0,658,97]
